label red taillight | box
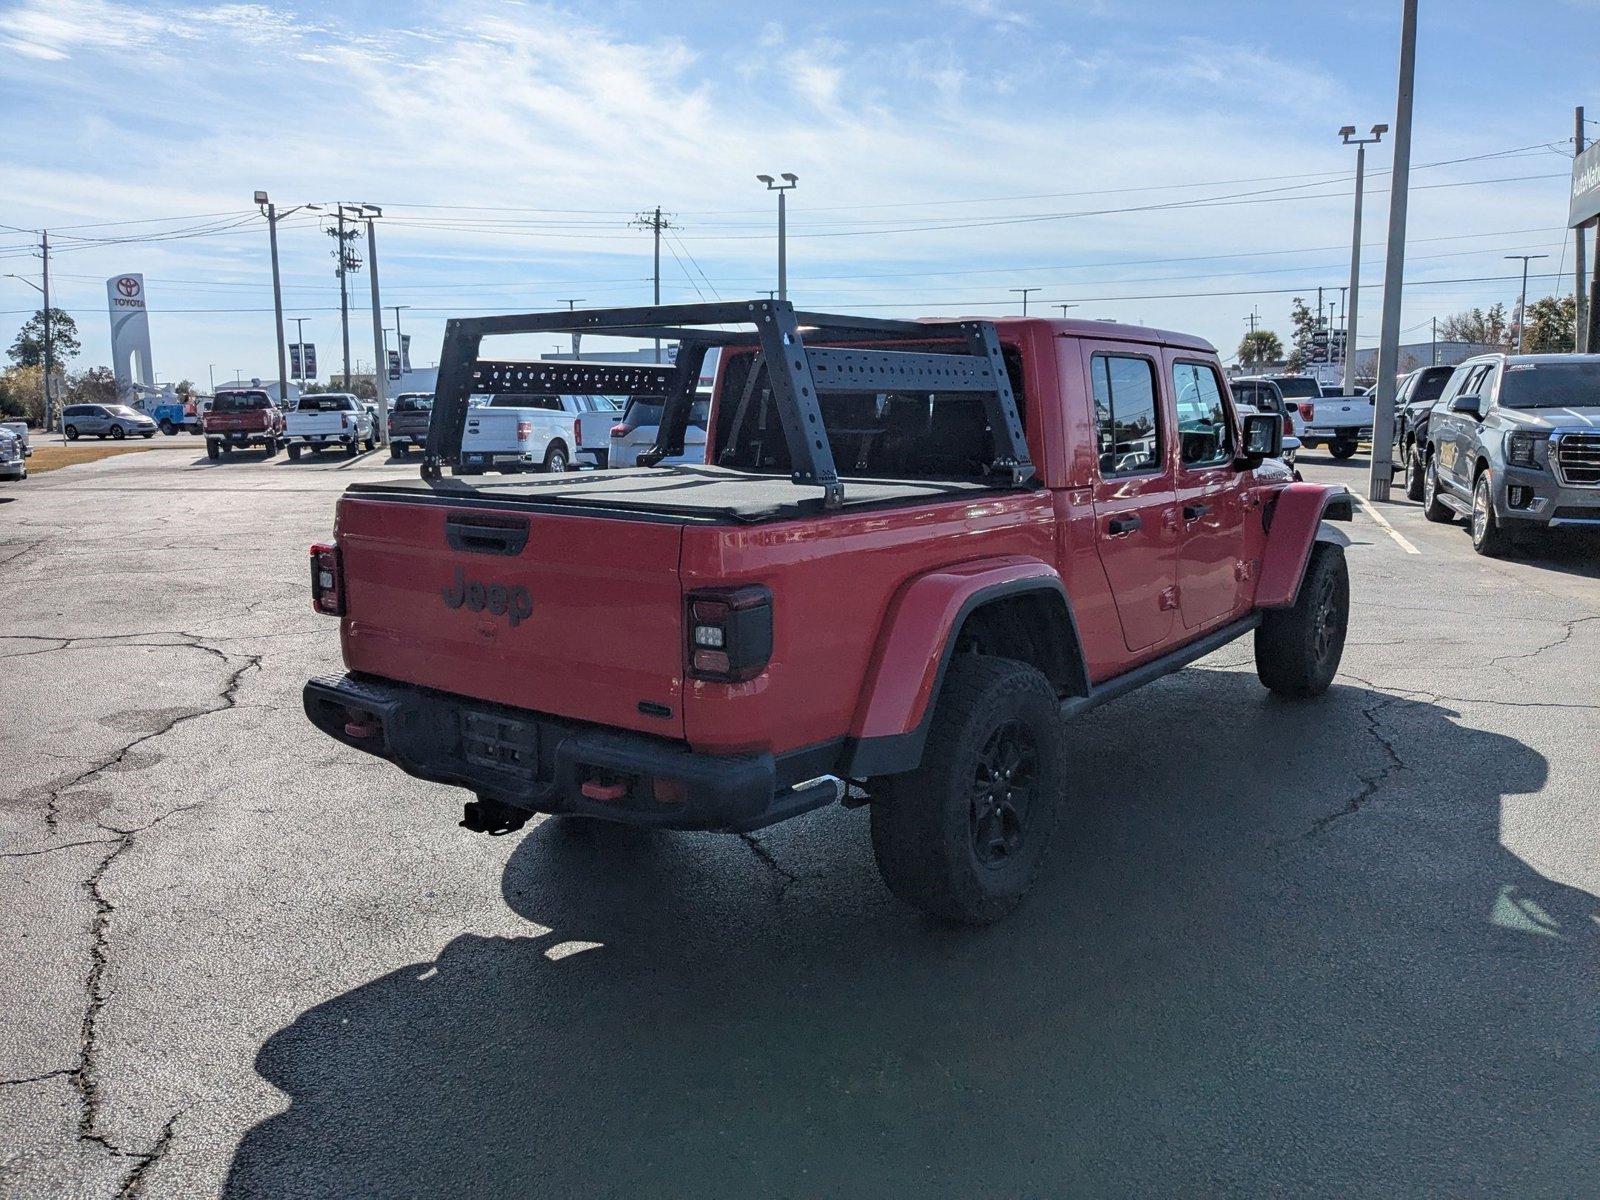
[340,414,349,429]
[610,423,630,438]
[310,542,343,615]
[686,585,773,683]
[1301,403,1315,420]
[1282,413,1293,437]
[516,419,533,440]
[574,417,583,445]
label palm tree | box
[1237,329,1285,367]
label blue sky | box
[0,0,1593,386]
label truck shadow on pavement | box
[225,672,1599,1198]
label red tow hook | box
[580,779,628,802]
[343,714,381,739]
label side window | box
[1437,366,1470,406]
[1478,364,1501,407]
[1172,361,1233,469]
[1090,353,1162,477]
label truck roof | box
[929,315,1216,354]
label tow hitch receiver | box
[460,798,532,836]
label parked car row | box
[1233,375,1373,459]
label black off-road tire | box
[1403,442,1425,501]
[1254,542,1349,698]
[1470,470,1513,558]
[1422,454,1454,523]
[870,655,1067,926]
[1329,439,1358,460]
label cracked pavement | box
[3,447,1598,1198]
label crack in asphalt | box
[113,1111,180,1200]
[0,838,122,860]
[1302,693,1408,840]
[33,640,261,830]
[738,832,801,898]
[1487,613,1600,670]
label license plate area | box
[460,709,540,778]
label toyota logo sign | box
[116,276,141,298]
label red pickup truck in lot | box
[303,301,1351,923]
[204,388,284,460]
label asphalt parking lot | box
[3,444,1597,1198]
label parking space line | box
[1352,493,1421,555]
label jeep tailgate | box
[334,495,686,737]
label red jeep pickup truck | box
[303,301,1351,923]
[204,388,285,460]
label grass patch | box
[25,440,173,474]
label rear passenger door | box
[1170,357,1249,630]
[1084,347,1179,653]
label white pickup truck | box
[285,393,376,460]
[457,393,622,474]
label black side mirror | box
[1450,394,1484,418]
[1236,411,1282,468]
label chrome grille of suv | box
[1554,432,1600,487]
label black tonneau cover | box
[346,464,1004,524]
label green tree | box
[174,378,196,400]
[8,307,81,367]
[1438,304,1513,349]
[1237,329,1284,367]
[0,363,47,423]
[1284,298,1319,371]
[65,365,118,407]
[1521,294,1576,353]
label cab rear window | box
[213,392,271,412]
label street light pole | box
[1009,287,1040,315]
[389,305,409,375]
[1368,0,1418,502]
[362,206,389,446]
[757,174,799,301]
[560,298,586,357]
[1339,124,1385,396]
[254,193,291,409]
[1505,254,1548,352]
[290,317,310,382]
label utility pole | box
[1578,107,1589,351]
[757,174,799,301]
[1245,309,1260,335]
[208,364,215,393]
[1340,124,1385,396]
[1369,0,1416,501]
[334,206,354,387]
[1010,287,1040,315]
[1431,317,1438,365]
[560,298,586,357]
[362,205,388,446]
[41,231,53,435]
[631,207,676,363]
[1057,303,1080,318]
[1505,254,1548,352]
[254,193,291,409]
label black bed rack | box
[422,299,1034,508]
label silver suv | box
[1423,353,1600,554]
[62,403,158,441]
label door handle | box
[1183,503,1211,521]
[1107,514,1142,536]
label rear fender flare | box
[842,557,1086,778]
[1256,483,1353,609]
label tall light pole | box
[208,364,216,393]
[1505,254,1548,351]
[389,304,409,376]
[290,317,311,382]
[255,194,321,404]
[360,204,389,446]
[1369,0,1417,502]
[1010,287,1040,315]
[1339,124,1385,396]
[560,298,586,357]
[757,173,798,301]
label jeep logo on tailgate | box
[442,567,533,627]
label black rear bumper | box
[302,674,841,832]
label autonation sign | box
[1571,142,1600,228]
